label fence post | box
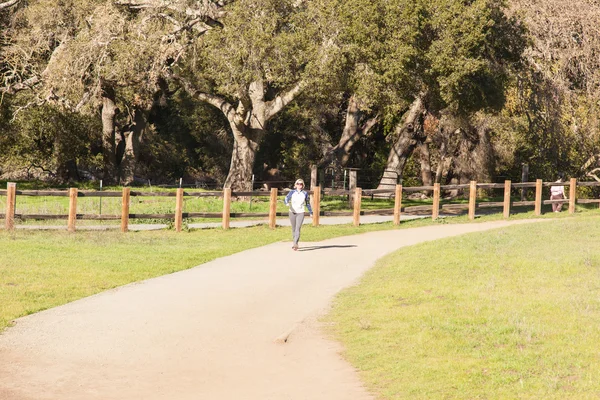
[432,183,440,220]
[534,179,542,216]
[174,188,184,232]
[269,187,278,229]
[393,184,402,226]
[222,188,231,229]
[569,178,577,214]
[503,180,511,219]
[353,187,362,227]
[468,181,477,220]
[5,182,16,231]
[121,187,130,233]
[312,186,321,227]
[68,188,78,232]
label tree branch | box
[172,74,236,121]
[586,168,600,182]
[0,0,19,10]
[361,115,379,137]
[11,95,48,121]
[1,76,41,95]
[579,154,599,173]
[265,81,304,120]
[115,0,227,28]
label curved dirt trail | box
[0,220,542,400]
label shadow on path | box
[298,245,357,252]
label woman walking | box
[284,179,313,250]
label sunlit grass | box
[0,221,407,332]
[327,216,600,399]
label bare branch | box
[579,154,599,172]
[114,0,170,9]
[265,81,305,120]
[11,95,48,121]
[0,0,19,10]
[169,17,215,37]
[74,91,93,112]
[172,74,236,121]
[361,115,380,137]
[2,35,71,96]
[586,168,600,182]
[1,76,41,95]
[115,0,227,26]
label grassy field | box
[3,179,600,399]
[326,216,600,399]
[0,221,411,332]
[1,203,597,332]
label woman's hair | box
[295,179,305,186]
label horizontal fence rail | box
[2,179,599,232]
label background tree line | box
[0,0,598,192]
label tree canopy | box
[0,0,597,191]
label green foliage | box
[0,101,102,181]
[424,0,526,114]
[142,90,232,184]
[486,70,591,182]
[188,0,316,100]
[9,0,193,107]
[325,0,425,117]
[0,0,594,195]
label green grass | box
[326,216,600,399]
[2,208,516,333]
[0,221,408,332]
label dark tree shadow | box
[298,245,358,252]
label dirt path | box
[0,220,543,400]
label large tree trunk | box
[321,95,379,168]
[445,129,475,197]
[176,76,303,192]
[375,96,425,191]
[119,108,146,186]
[101,83,118,184]
[443,124,493,193]
[434,139,455,190]
[339,96,362,166]
[470,125,495,182]
[223,123,262,191]
[417,141,433,195]
[223,80,267,192]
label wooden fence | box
[1,179,599,232]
